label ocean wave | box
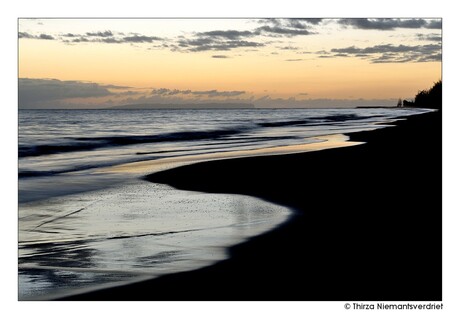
[18,127,247,158]
[18,112,387,158]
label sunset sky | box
[18,18,442,108]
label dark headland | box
[62,109,441,301]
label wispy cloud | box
[174,36,264,52]
[18,32,55,40]
[337,18,442,30]
[151,88,246,97]
[211,55,231,58]
[327,43,441,63]
[257,18,323,28]
[21,30,163,45]
[171,19,317,53]
[61,33,80,37]
[256,25,313,37]
[278,46,300,50]
[254,19,317,37]
[196,30,256,40]
[122,35,163,43]
[294,18,324,25]
[332,43,440,54]
[417,33,442,42]
[192,90,246,97]
[151,88,192,95]
[85,30,114,37]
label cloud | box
[426,20,442,29]
[151,88,171,95]
[70,37,91,43]
[151,88,245,97]
[332,43,441,54]
[417,33,442,42]
[94,35,163,44]
[285,58,304,62]
[21,30,162,45]
[211,55,231,58]
[295,18,324,25]
[255,25,313,37]
[196,30,256,40]
[86,30,114,37]
[337,18,442,30]
[416,53,442,62]
[172,19,315,53]
[286,19,323,28]
[115,89,253,108]
[257,18,323,27]
[101,84,133,89]
[18,32,54,40]
[18,32,34,39]
[192,90,246,97]
[173,19,316,53]
[18,78,400,109]
[39,34,54,40]
[278,46,299,50]
[175,37,264,52]
[63,35,162,44]
[110,90,141,98]
[317,53,349,58]
[151,88,191,95]
[122,35,163,43]
[99,37,123,44]
[328,43,441,63]
[254,19,317,37]
[19,78,114,108]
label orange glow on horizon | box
[18,19,442,106]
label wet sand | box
[62,110,441,301]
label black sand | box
[62,110,441,301]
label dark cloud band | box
[337,18,441,30]
[327,43,441,63]
[19,78,114,108]
[19,32,54,40]
[175,38,264,52]
[22,30,163,45]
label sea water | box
[18,108,430,299]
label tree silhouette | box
[411,80,442,110]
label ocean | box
[18,108,430,299]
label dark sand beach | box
[62,110,441,301]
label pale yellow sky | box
[18,18,442,108]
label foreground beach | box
[61,110,441,301]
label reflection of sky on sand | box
[103,134,363,175]
[18,181,292,300]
